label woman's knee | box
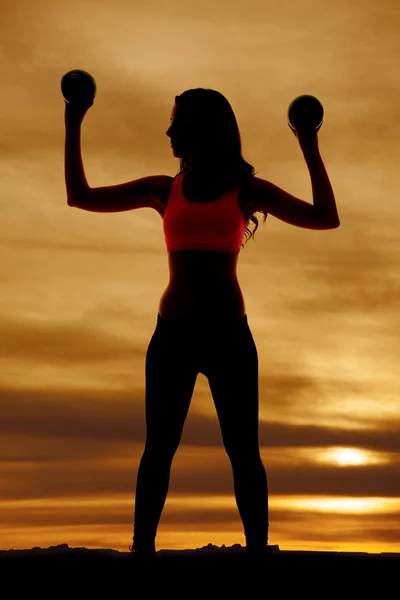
[142,440,179,464]
[225,446,262,468]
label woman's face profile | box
[166,102,198,159]
[166,103,184,157]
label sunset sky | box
[1,0,399,553]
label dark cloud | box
[0,317,144,364]
[0,389,146,442]
[1,388,399,454]
[1,441,399,500]
[170,461,400,498]
[2,494,400,547]
[257,369,399,434]
[2,387,400,503]
[271,510,400,545]
[257,420,400,454]
[1,501,241,528]
[266,463,400,497]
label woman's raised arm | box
[64,101,170,213]
[251,130,340,230]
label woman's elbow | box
[66,190,88,208]
[67,196,77,207]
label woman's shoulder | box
[238,174,262,216]
[147,175,175,211]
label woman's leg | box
[205,316,269,551]
[132,316,198,552]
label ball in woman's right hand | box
[61,69,96,104]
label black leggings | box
[133,313,269,552]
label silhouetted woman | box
[64,88,339,557]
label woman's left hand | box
[290,124,319,153]
[64,96,94,126]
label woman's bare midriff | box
[153,172,258,323]
[158,250,246,322]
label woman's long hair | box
[173,88,267,248]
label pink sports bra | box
[163,173,247,253]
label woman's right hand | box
[289,123,319,154]
[64,97,94,126]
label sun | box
[322,447,369,466]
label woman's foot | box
[245,538,273,557]
[129,544,156,558]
